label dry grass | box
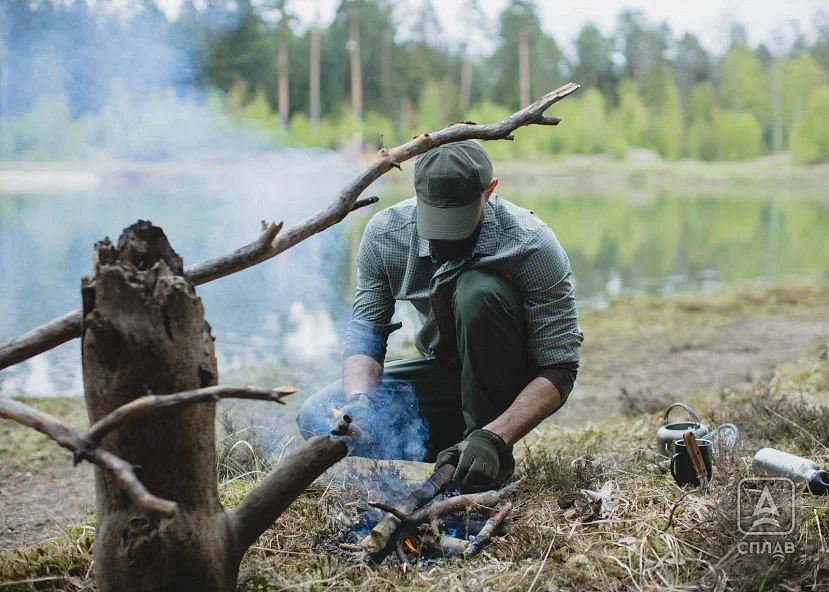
[581,282,829,342]
[8,348,829,592]
[4,284,829,590]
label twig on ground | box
[466,502,513,556]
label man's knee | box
[453,269,522,327]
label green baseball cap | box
[414,139,493,240]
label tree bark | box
[460,50,472,114]
[278,17,289,134]
[82,221,234,592]
[310,24,320,131]
[381,23,392,115]
[80,221,346,591]
[348,6,363,153]
[519,27,530,108]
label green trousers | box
[296,269,537,462]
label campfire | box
[328,462,516,566]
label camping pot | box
[656,403,710,457]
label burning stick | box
[329,409,369,442]
[465,502,512,556]
[330,413,352,436]
[361,464,455,558]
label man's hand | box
[435,429,513,492]
[339,393,373,425]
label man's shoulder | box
[365,197,417,237]
[490,194,549,239]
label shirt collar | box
[415,196,502,259]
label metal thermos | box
[752,448,829,495]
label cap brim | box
[416,197,483,240]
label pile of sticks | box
[339,464,515,566]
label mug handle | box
[664,402,700,426]
[670,453,680,480]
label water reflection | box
[3,171,829,397]
[0,154,360,396]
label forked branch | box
[87,385,296,442]
[0,385,300,519]
[0,397,177,518]
[0,82,580,371]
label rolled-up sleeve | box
[515,226,584,367]
[343,224,402,364]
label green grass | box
[0,397,87,471]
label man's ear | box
[483,178,499,202]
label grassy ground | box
[2,283,829,591]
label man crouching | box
[297,139,583,492]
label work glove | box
[338,393,373,425]
[435,429,511,492]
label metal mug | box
[656,403,710,457]
[671,438,713,487]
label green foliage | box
[289,113,338,149]
[413,80,453,137]
[647,71,684,160]
[465,101,514,161]
[8,96,90,160]
[6,0,829,163]
[720,43,771,129]
[490,0,565,110]
[613,80,647,147]
[781,54,825,132]
[237,89,284,140]
[713,110,763,161]
[688,82,717,123]
[791,86,829,164]
[687,119,718,161]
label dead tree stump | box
[80,221,346,591]
[81,221,233,591]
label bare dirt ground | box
[2,288,828,553]
[559,316,829,425]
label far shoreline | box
[1,151,828,197]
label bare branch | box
[410,487,511,524]
[231,435,347,554]
[367,501,410,522]
[0,309,82,371]
[0,82,580,371]
[0,398,177,519]
[538,116,561,126]
[350,196,380,212]
[87,385,296,442]
[465,501,512,556]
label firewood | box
[361,463,455,555]
[465,502,512,556]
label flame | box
[331,407,344,418]
[404,538,416,553]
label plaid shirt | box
[343,194,583,368]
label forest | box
[2,0,829,163]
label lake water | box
[2,155,829,397]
